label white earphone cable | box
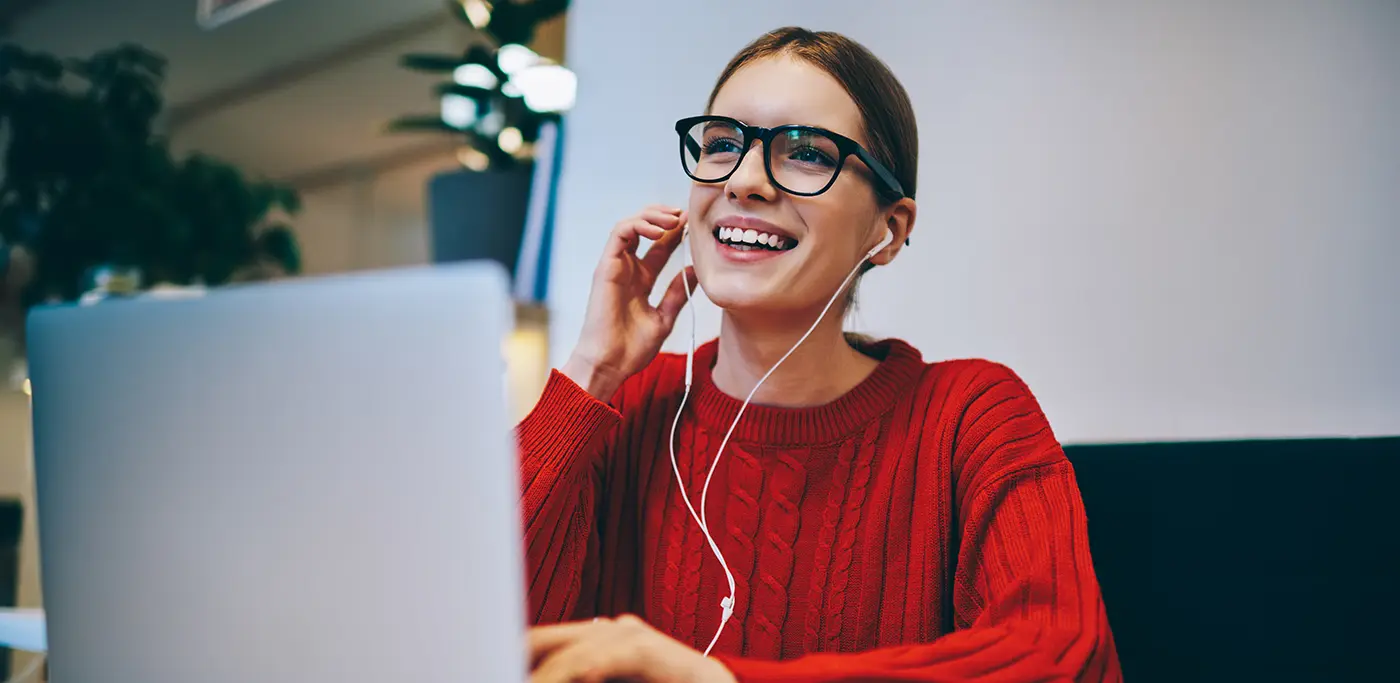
[668,226,891,657]
[667,229,736,657]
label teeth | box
[716,226,793,251]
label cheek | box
[688,184,722,226]
[794,188,878,255]
[686,185,721,270]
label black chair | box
[1066,437,1400,682]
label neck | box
[710,307,879,409]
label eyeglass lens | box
[682,119,842,195]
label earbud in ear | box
[865,228,895,261]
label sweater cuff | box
[517,369,622,466]
[713,655,784,683]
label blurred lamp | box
[476,106,506,136]
[461,0,492,29]
[440,94,478,129]
[498,126,524,154]
[453,63,499,90]
[457,146,490,171]
[514,64,577,113]
[497,44,538,76]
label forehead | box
[709,55,867,144]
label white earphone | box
[670,224,893,656]
[866,226,894,260]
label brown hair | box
[707,27,918,340]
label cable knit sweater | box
[516,338,1121,682]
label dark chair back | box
[1066,437,1400,682]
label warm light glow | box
[504,324,550,421]
[513,64,577,113]
[461,0,492,28]
[457,146,490,171]
[440,94,478,129]
[21,378,31,397]
[498,127,523,154]
[452,63,498,90]
[497,44,538,76]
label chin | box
[700,278,796,314]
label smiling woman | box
[516,26,1122,683]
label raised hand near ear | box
[562,206,698,400]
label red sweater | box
[517,338,1121,682]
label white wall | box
[290,155,453,276]
[551,0,1400,443]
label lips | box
[712,215,799,253]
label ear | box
[870,197,916,266]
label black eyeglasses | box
[675,115,906,201]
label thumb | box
[656,265,698,329]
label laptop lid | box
[26,263,525,683]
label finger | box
[638,205,685,226]
[639,217,686,277]
[656,265,699,329]
[531,637,636,683]
[637,207,685,243]
[602,218,666,260]
[527,620,602,666]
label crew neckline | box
[688,338,925,446]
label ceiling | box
[4,0,567,214]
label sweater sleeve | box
[716,363,1120,683]
[515,369,622,625]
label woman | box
[519,27,1121,683]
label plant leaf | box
[400,52,462,72]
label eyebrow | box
[712,115,866,143]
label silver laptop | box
[25,263,526,683]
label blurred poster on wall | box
[197,0,286,29]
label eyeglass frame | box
[674,115,907,202]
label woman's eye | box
[703,137,743,155]
[789,146,836,167]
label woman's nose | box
[724,141,778,202]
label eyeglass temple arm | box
[853,148,912,246]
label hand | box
[562,206,697,400]
[529,614,736,683]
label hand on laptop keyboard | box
[527,614,735,683]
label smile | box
[713,226,798,252]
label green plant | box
[0,42,301,307]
